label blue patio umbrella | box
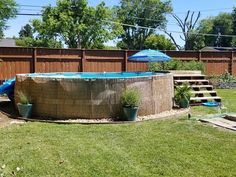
[128,49,172,62]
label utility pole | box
[215,28,221,47]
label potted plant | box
[16,91,33,118]
[121,89,140,121]
[174,82,191,108]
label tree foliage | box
[143,34,176,50]
[19,24,33,38]
[0,0,17,38]
[197,13,233,47]
[16,23,62,48]
[32,0,121,49]
[115,0,172,50]
[184,12,234,50]
[230,8,236,46]
[15,37,62,48]
[184,30,205,50]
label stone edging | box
[0,108,190,125]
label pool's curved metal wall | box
[14,73,174,120]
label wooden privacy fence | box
[0,47,236,83]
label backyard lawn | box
[0,89,236,177]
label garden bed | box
[208,71,236,89]
[212,82,236,89]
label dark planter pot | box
[179,98,189,108]
[123,107,138,121]
[17,103,33,118]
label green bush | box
[219,70,236,83]
[148,60,205,72]
[209,70,236,84]
[121,89,140,108]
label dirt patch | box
[0,111,24,128]
[0,98,25,127]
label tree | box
[19,24,33,38]
[0,0,17,38]
[197,13,233,47]
[16,23,62,48]
[230,8,236,46]
[32,0,121,49]
[143,34,176,50]
[15,37,62,48]
[185,31,205,50]
[115,0,172,50]
[165,10,201,50]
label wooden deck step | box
[175,79,209,83]
[191,90,216,94]
[173,74,205,77]
[190,85,213,88]
[190,96,221,101]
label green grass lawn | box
[0,89,236,177]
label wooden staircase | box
[173,73,221,105]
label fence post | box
[230,51,234,75]
[32,47,37,73]
[198,50,201,61]
[123,50,128,72]
[81,49,86,72]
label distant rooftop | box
[0,39,18,47]
[201,46,236,51]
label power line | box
[12,4,235,25]
[14,12,236,38]
[14,12,235,36]
[18,8,42,12]
[16,4,234,14]
[16,13,42,16]
[17,4,49,8]
[103,20,236,38]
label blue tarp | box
[0,78,15,101]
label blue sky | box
[4,0,236,47]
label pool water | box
[22,72,165,79]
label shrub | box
[219,70,236,83]
[181,60,205,71]
[148,60,205,72]
[121,89,140,108]
[209,71,236,84]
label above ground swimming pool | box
[15,72,174,120]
